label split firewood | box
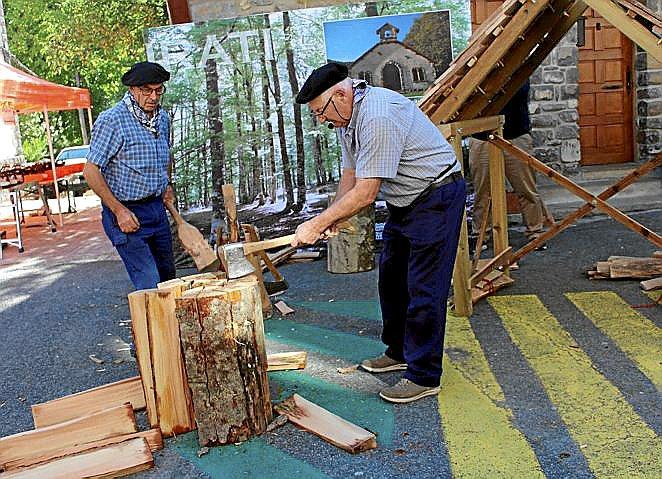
[267,351,307,371]
[274,394,377,454]
[640,277,662,291]
[0,437,153,479]
[3,428,162,471]
[0,403,137,470]
[31,376,146,428]
[587,255,662,280]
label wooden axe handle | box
[242,220,356,256]
[243,234,296,255]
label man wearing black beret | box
[84,61,177,290]
[292,63,466,403]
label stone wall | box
[528,26,581,173]
[636,0,662,162]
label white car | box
[55,145,90,195]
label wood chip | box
[274,300,295,315]
[266,414,288,432]
[337,365,358,374]
[88,354,104,365]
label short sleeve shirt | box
[87,101,171,201]
[338,83,458,207]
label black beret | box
[295,63,348,104]
[121,61,170,86]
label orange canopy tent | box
[0,61,91,113]
[0,60,93,226]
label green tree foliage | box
[3,0,167,153]
[403,12,453,75]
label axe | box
[220,221,354,279]
[165,201,220,273]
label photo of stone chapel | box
[324,11,453,95]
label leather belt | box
[121,193,160,205]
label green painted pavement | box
[172,432,329,479]
[288,299,382,322]
[265,318,384,364]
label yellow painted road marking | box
[445,312,505,405]
[439,359,544,479]
[567,291,662,389]
[490,295,662,478]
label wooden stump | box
[176,276,272,446]
[327,201,375,274]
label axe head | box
[219,242,255,279]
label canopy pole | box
[87,108,93,133]
[43,107,64,227]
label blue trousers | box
[379,178,466,387]
[101,198,176,290]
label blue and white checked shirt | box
[339,81,458,207]
[87,97,171,201]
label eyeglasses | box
[137,85,166,96]
[313,94,335,119]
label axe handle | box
[243,234,296,255]
[242,220,356,255]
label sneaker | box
[534,243,548,251]
[379,378,441,403]
[360,354,407,373]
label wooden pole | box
[487,127,510,275]
[490,135,662,248]
[43,107,63,227]
[87,108,94,132]
[449,133,472,316]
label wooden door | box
[578,9,634,165]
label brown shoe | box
[360,354,407,373]
[379,378,440,403]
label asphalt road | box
[1,209,660,478]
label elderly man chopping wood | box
[292,63,465,403]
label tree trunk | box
[243,71,263,205]
[365,2,379,16]
[232,73,248,204]
[205,59,225,220]
[259,15,277,203]
[176,277,272,446]
[309,111,325,185]
[283,11,306,211]
[266,15,294,209]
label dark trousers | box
[101,197,176,290]
[379,178,466,387]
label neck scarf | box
[123,91,161,137]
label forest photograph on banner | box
[144,1,469,210]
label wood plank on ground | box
[0,403,137,470]
[3,428,162,471]
[1,437,153,479]
[267,352,307,371]
[274,394,376,454]
[31,376,146,428]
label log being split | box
[176,276,272,446]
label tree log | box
[327,201,375,274]
[176,277,272,446]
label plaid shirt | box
[339,82,458,207]
[87,97,171,201]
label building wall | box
[528,27,581,173]
[0,0,21,164]
[636,0,661,162]
[350,43,435,92]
